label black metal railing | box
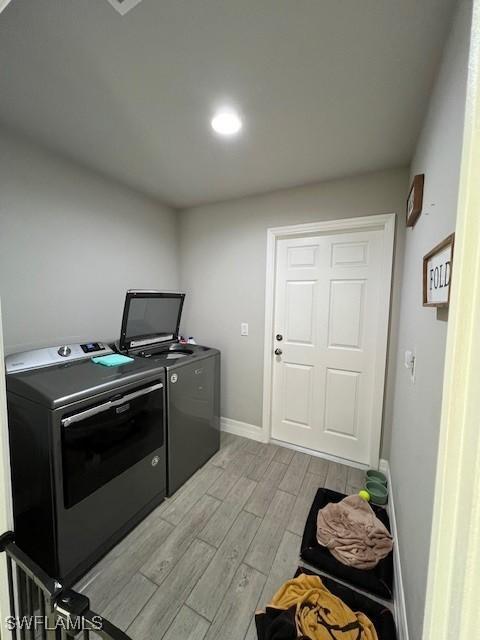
[0,531,132,639]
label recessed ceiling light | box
[211,109,243,136]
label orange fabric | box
[269,573,378,640]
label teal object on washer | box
[91,354,134,367]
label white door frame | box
[261,213,396,467]
[423,2,480,637]
[0,299,14,638]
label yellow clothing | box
[269,573,378,640]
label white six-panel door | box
[271,230,384,464]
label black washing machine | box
[5,343,167,584]
[118,290,221,496]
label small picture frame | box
[423,233,455,307]
[406,174,424,227]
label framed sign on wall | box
[423,233,455,307]
[406,174,425,227]
[407,173,425,227]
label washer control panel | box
[5,342,114,374]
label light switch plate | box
[404,349,416,383]
[241,323,249,336]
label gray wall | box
[0,127,179,353]
[179,167,408,456]
[388,1,472,638]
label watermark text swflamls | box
[5,615,103,631]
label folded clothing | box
[301,489,394,600]
[256,573,378,640]
[317,494,393,570]
[91,354,134,367]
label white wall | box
[179,167,408,457]
[388,2,472,638]
[0,127,179,353]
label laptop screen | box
[120,291,185,350]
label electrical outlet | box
[241,323,249,336]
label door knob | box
[276,334,283,341]
[274,348,283,356]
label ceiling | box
[0,0,456,207]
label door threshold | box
[270,438,369,470]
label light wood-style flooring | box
[76,433,365,640]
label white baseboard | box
[220,417,267,443]
[380,458,409,640]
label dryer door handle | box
[62,401,112,427]
[62,382,163,427]
[112,382,163,407]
